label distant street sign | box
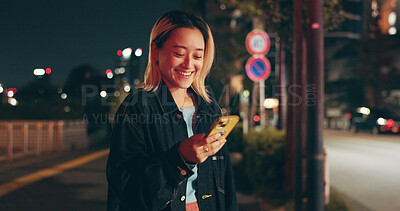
[245,29,271,55]
[245,55,271,82]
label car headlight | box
[377,117,387,125]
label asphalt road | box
[0,147,265,211]
[324,129,400,211]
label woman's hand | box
[179,133,227,163]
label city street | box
[324,129,400,211]
[0,147,264,211]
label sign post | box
[245,29,271,129]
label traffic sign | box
[245,29,271,55]
[245,55,271,82]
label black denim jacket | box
[106,83,239,211]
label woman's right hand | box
[178,133,226,163]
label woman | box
[106,10,238,211]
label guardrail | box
[0,120,89,162]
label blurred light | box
[106,69,112,75]
[45,68,52,74]
[377,117,387,125]
[8,98,18,106]
[0,86,3,94]
[220,4,226,10]
[117,50,123,57]
[263,98,279,109]
[57,87,63,94]
[135,48,143,57]
[122,48,132,59]
[372,10,379,18]
[107,73,114,79]
[242,90,250,98]
[100,91,107,98]
[134,79,140,86]
[371,0,378,10]
[253,115,260,122]
[33,68,45,76]
[64,106,70,113]
[123,85,131,93]
[119,67,125,74]
[387,119,394,128]
[61,93,67,100]
[7,90,14,97]
[114,91,120,97]
[388,12,396,26]
[311,23,320,29]
[389,27,397,35]
[357,107,370,115]
[221,108,227,114]
[115,68,120,74]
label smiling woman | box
[106,10,238,211]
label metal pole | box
[306,0,325,209]
[260,80,265,128]
[293,0,305,210]
[277,39,286,130]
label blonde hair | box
[137,10,215,103]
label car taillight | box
[387,119,394,128]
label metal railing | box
[0,120,89,162]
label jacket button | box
[180,169,187,175]
[180,196,186,201]
[176,114,182,119]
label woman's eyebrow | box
[172,45,204,51]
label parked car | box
[348,107,400,134]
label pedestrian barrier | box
[0,120,89,162]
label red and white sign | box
[245,29,270,55]
[245,55,271,82]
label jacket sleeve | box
[106,112,193,211]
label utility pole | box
[293,0,306,210]
[306,0,325,210]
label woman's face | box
[155,27,205,91]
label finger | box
[204,133,222,144]
[203,138,226,156]
[190,133,206,141]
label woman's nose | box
[183,56,193,68]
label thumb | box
[190,133,206,141]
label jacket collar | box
[154,80,214,116]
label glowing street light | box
[33,68,45,76]
[8,98,18,106]
[0,83,3,94]
[122,48,133,59]
[61,93,67,100]
[100,91,107,98]
[135,48,143,57]
[123,85,131,93]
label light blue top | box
[180,106,198,203]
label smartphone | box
[206,115,240,139]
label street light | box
[0,83,3,94]
[33,68,45,76]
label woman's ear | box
[151,41,159,62]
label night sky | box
[1,0,183,89]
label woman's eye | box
[174,52,184,57]
[194,55,203,59]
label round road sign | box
[245,55,271,82]
[245,29,271,55]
